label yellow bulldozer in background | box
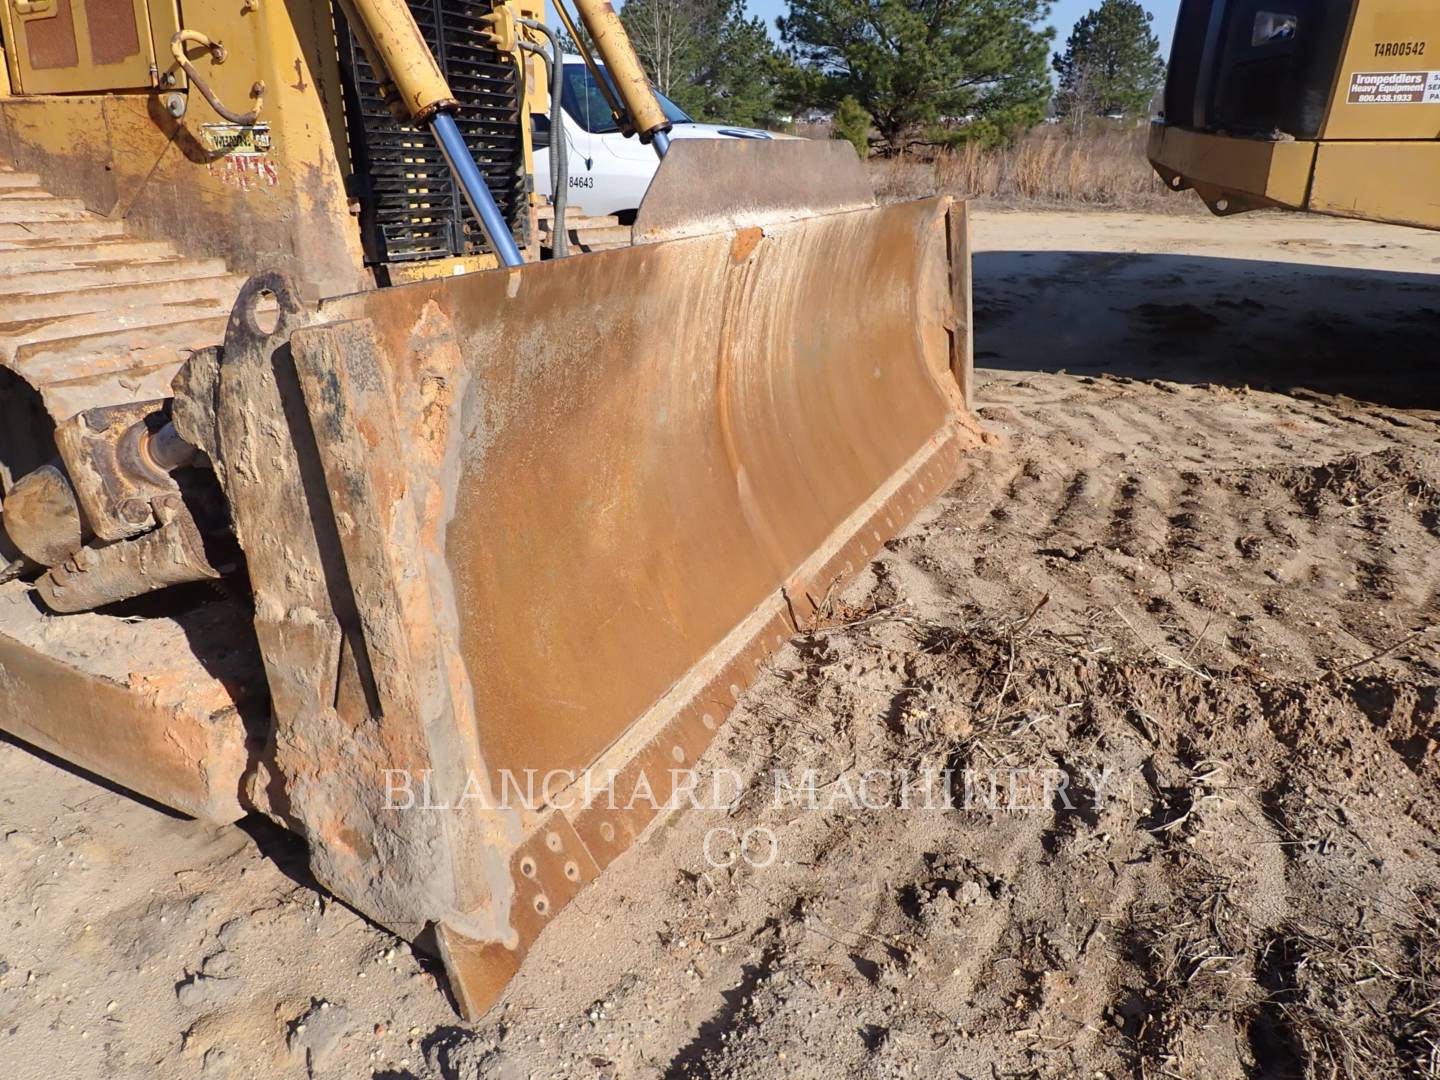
[1149,0,1440,231]
[0,0,979,1018]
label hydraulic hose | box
[518,22,569,257]
[170,31,264,125]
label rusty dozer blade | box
[206,140,983,1017]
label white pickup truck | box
[533,58,780,219]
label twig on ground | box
[1331,626,1434,676]
[1111,606,1214,682]
[987,595,1051,725]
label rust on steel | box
[37,494,223,613]
[0,136,980,1017]
[270,191,984,1013]
[52,401,186,542]
[321,195,977,784]
[0,586,267,822]
[0,461,83,566]
[631,138,876,242]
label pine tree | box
[833,95,871,159]
[1052,0,1166,119]
[779,0,1054,154]
[620,0,787,127]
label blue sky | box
[548,0,1183,66]
[745,0,1181,57]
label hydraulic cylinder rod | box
[336,0,522,266]
[431,113,524,267]
[566,0,672,152]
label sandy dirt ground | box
[2,208,1439,1080]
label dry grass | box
[1131,875,1440,1079]
[865,124,1203,214]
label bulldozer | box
[1149,0,1440,231]
[0,0,980,1018]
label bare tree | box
[1063,67,1101,132]
[621,0,710,97]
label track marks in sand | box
[956,372,1440,680]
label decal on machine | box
[1373,40,1426,58]
[199,123,273,156]
[1346,69,1440,104]
[201,123,279,190]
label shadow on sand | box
[973,250,1440,411]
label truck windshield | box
[561,63,693,134]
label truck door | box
[532,108,592,204]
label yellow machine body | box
[0,0,549,296]
[1150,0,1440,230]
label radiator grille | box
[337,0,529,265]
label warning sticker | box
[199,123,273,156]
[1346,70,1440,104]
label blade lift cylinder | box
[335,0,523,266]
